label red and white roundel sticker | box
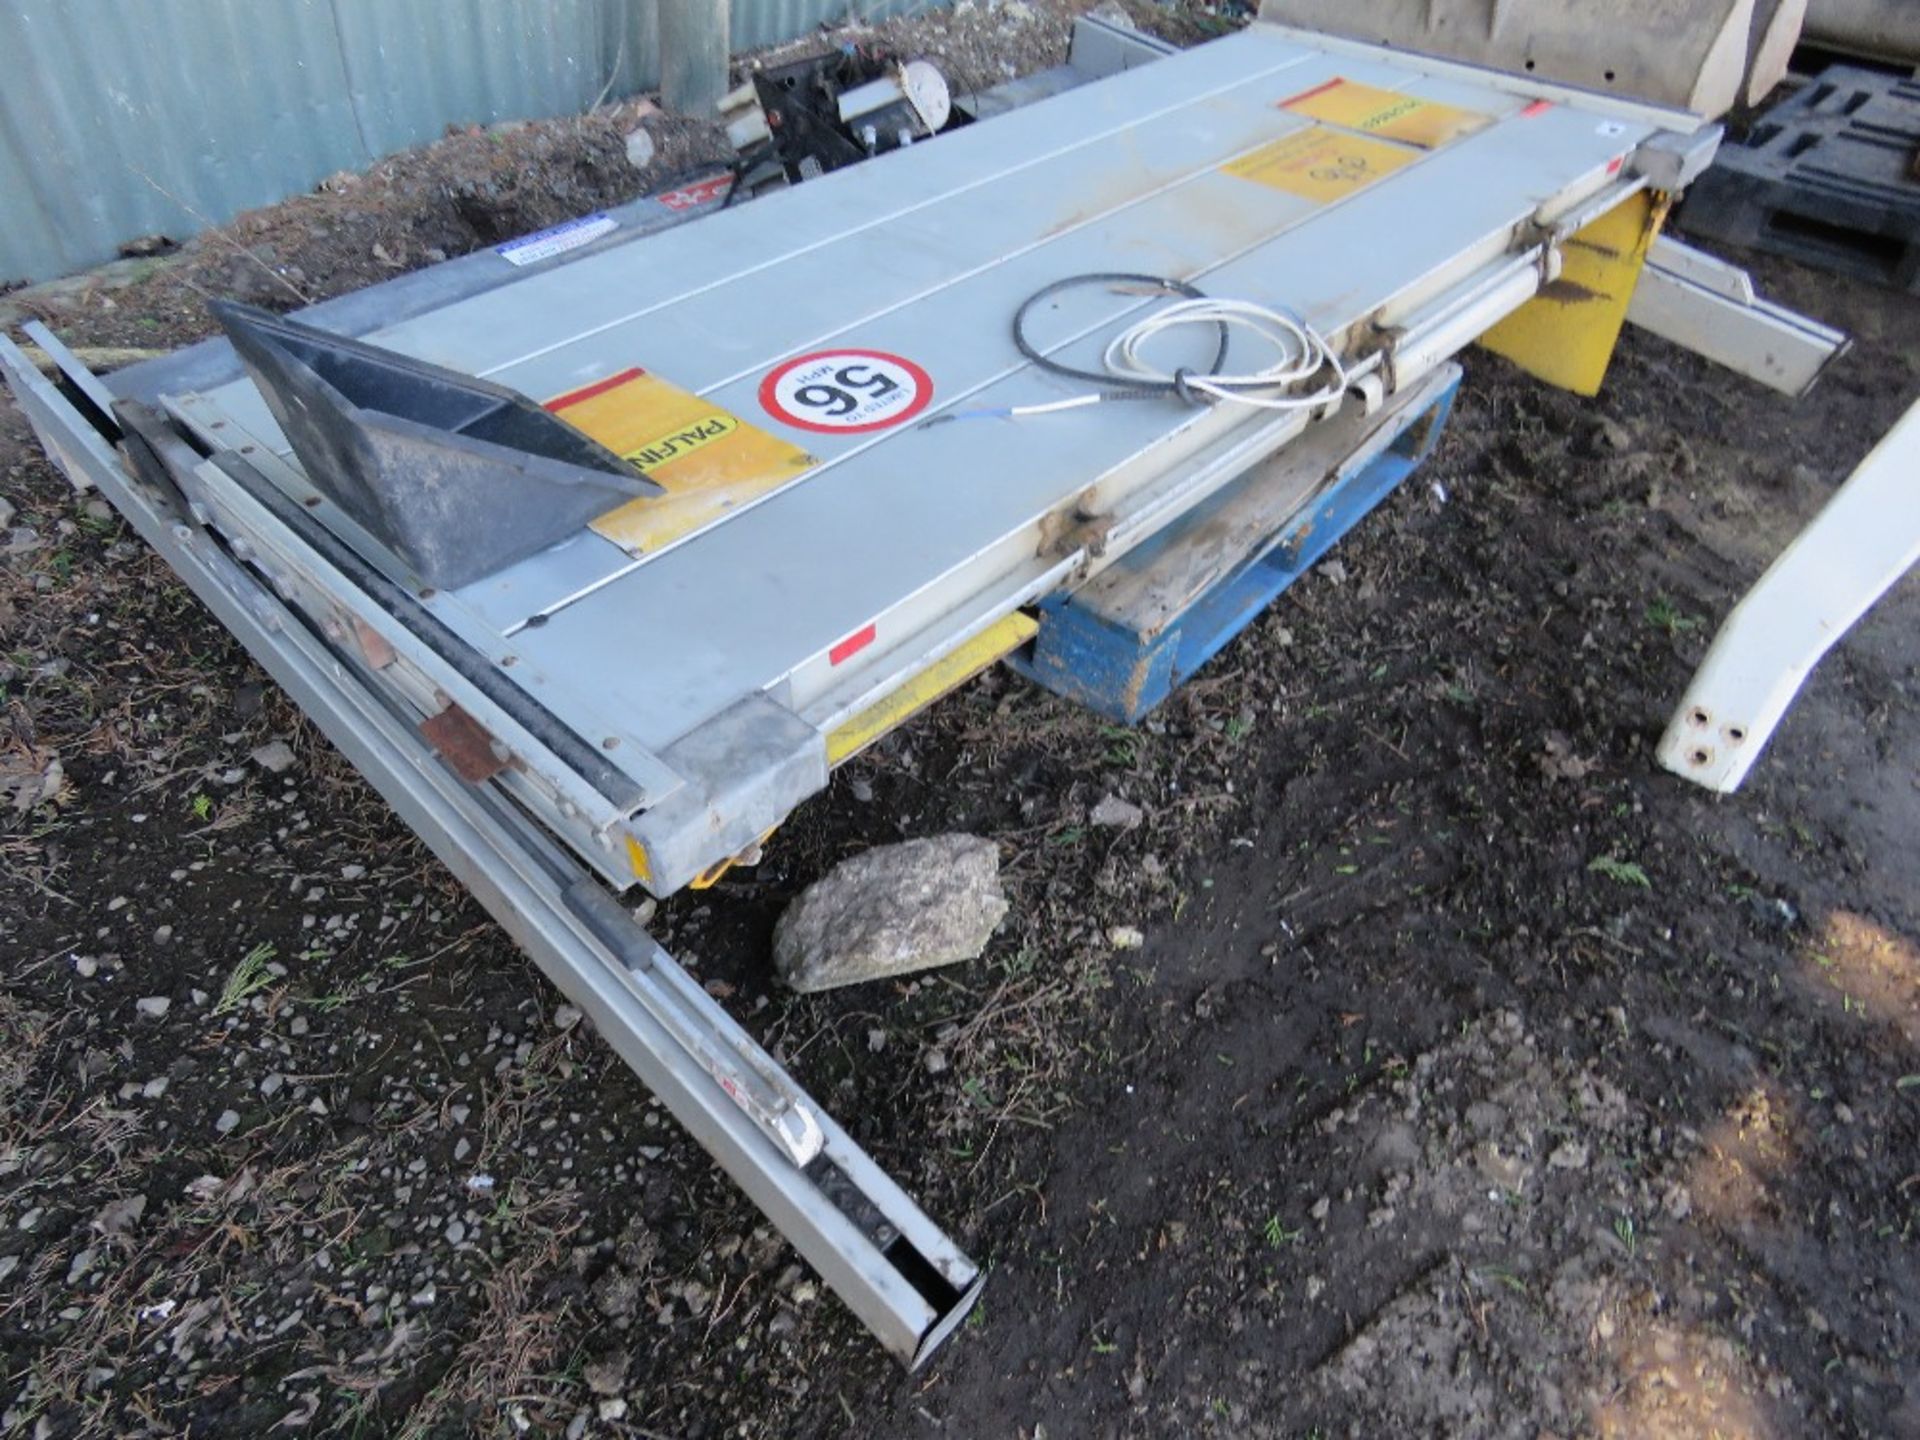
[759,349,933,435]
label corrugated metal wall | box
[0,0,934,286]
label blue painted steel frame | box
[1014,377,1460,722]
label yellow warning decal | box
[624,835,653,885]
[1282,78,1491,150]
[688,827,778,891]
[826,611,1039,767]
[1223,126,1416,204]
[545,367,817,554]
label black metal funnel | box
[210,300,661,590]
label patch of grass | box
[1476,1266,1529,1295]
[1588,855,1651,889]
[1098,724,1142,768]
[214,942,278,1015]
[1645,596,1701,637]
[996,949,1038,980]
[1263,1215,1302,1249]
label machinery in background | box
[1805,0,1920,64]
[1256,0,1806,116]
[721,45,958,196]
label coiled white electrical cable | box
[1101,294,1349,412]
[949,272,1364,424]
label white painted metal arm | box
[1659,397,1920,792]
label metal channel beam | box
[0,334,982,1367]
[1067,14,1181,79]
[21,320,123,462]
[1658,396,1920,792]
[959,14,1180,121]
[1627,235,1850,396]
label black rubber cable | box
[1011,272,1232,404]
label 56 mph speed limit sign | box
[759,349,934,434]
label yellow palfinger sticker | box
[628,411,741,470]
[1282,78,1490,150]
[545,367,818,554]
[1223,126,1416,204]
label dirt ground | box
[3,4,1918,1437]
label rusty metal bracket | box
[420,703,510,784]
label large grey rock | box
[773,835,1007,993]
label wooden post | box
[659,0,730,119]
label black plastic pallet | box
[1679,66,1920,292]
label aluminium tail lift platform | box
[0,19,1850,1364]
